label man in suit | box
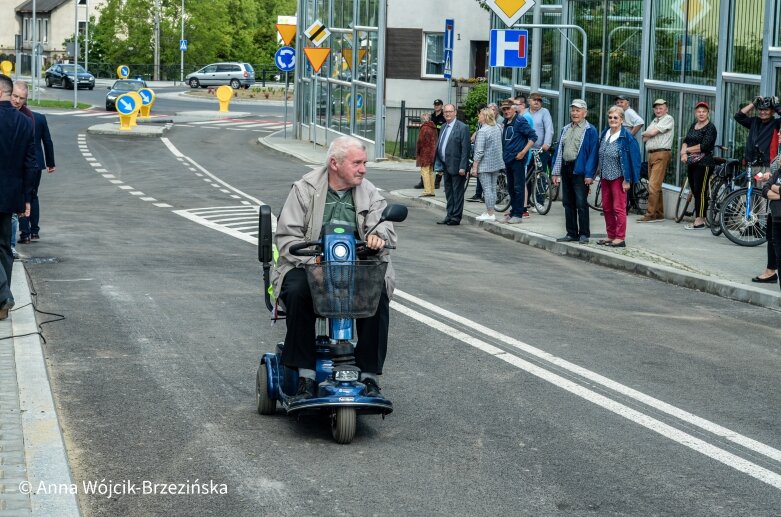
[0,74,36,319]
[435,104,471,226]
[11,81,56,244]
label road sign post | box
[275,46,296,140]
[138,88,156,118]
[444,19,454,104]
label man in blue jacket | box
[0,75,36,319]
[500,99,537,224]
[551,99,599,243]
[11,81,56,244]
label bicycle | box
[525,149,553,215]
[465,164,511,213]
[674,176,693,223]
[626,163,650,215]
[586,172,603,212]
[718,150,769,247]
[705,147,744,236]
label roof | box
[15,0,70,14]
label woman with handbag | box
[680,101,717,230]
[762,152,781,289]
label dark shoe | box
[18,237,31,244]
[751,273,778,283]
[363,378,382,398]
[556,235,577,242]
[436,219,451,225]
[290,377,316,402]
[0,299,15,321]
[578,235,589,244]
[596,239,611,245]
[607,240,626,247]
[31,234,40,240]
[466,196,482,202]
[434,177,442,189]
[445,220,460,226]
[414,180,424,189]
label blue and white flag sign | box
[489,29,528,68]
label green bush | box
[461,82,489,132]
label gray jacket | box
[271,165,397,302]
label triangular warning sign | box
[303,47,331,73]
[341,48,368,70]
[276,24,296,46]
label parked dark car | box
[105,79,147,111]
[44,64,95,90]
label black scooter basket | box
[304,261,388,319]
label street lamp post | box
[32,0,37,101]
[153,0,160,81]
[180,0,184,84]
[73,0,78,108]
[84,0,89,73]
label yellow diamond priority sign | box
[485,0,535,28]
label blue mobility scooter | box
[255,203,408,444]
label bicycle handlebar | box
[289,241,322,256]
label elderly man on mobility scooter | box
[271,135,398,401]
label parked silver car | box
[185,62,256,89]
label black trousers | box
[279,268,390,374]
[443,172,466,223]
[560,162,590,238]
[687,163,711,219]
[771,217,781,290]
[0,213,13,303]
[766,217,777,270]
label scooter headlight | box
[333,367,360,382]
[332,242,349,260]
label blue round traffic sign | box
[138,88,155,105]
[275,46,296,72]
[120,66,129,77]
[116,94,137,115]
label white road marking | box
[109,180,123,184]
[394,290,781,465]
[119,186,133,190]
[140,197,157,201]
[130,191,144,196]
[154,203,172,208]
[390,301,781,490]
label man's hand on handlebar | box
[365,234,386,250]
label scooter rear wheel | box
[331,407,356,444]
[256,363,276,415]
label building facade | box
[293,0,490,160]
[488,0,780,187]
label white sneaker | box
[476,213,496,221]
[529,206,538,213]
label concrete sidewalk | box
[259,130,781,310]
[0,262,79,516]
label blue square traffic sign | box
[490,29,528,68]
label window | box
[23,18,30,42]
[424,33,444,76]
[42,19,48,43]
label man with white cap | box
[639,98,675,222]
[551,99,599,243]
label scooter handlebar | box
[289,241,322,256]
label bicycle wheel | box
[533,170,553,215]
[707,178,727,236]
[494,171,511,213]
[587,176,603,212]
[631,177,649,215]
[674,178,693,223]
[720,188,768,246]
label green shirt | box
[323,188,357,227]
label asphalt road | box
[19,95,781,516]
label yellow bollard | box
[126,91,142,127]
[0,61,12,75]
[216,85,233,112]
[115,93,136,131]
[138,88,156,118]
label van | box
[186,62,256,89]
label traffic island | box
[86,122,172,137]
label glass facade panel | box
[315,78,328,127]
[354,84,377,141]
[354,30,378,83]
[728,0,763,74]
[649,0,720,87]
[330,33,352,82]
[329,82,349,134]
[357,0,379,27]
[644,87,682,185]
[425,33,444,75]
[332,0,353,28]
[722,82,759,160]
[490,66,513,87]
[569,1,643,86]
[539,11,562,90]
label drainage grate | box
[25,257,60,264]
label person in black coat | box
[11,81,56,243]
[0,75,37,319]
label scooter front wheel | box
[331,407,356,444]
[256,363,276,415]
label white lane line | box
[102,174,115,178]
[109,180,123,184]
[220,189,230,193]
[160,137,264,206]
[140,197,157,201]
[119,185,133,190]
[95,168,107,173]
[154,203,172,208]
[173,210,259,245]
[210,216,258,224]
[188,206,256,213]
[390,301,781,490]
[130,191,144,196]
[230,195,241,199]
[394,290,781,465]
